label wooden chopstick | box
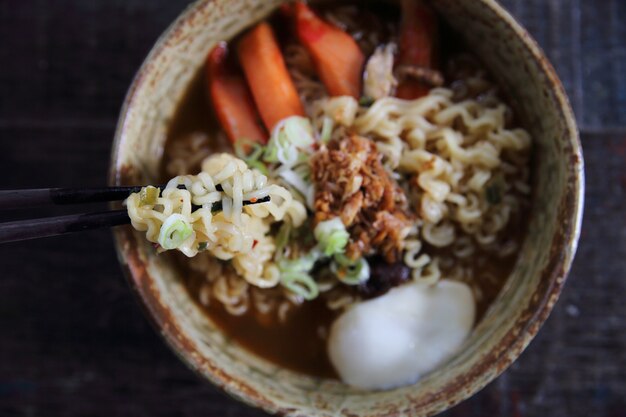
[0,185,227,210]
[0,210,130,244]
[0,186,145,210]
[0,195,271,244]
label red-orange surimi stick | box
[238,23,305,132]
[206,42,267,146]
[396,0,438,99]
[294,1,365,98]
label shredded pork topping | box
[311,134,414,262]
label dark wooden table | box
[1,1,624,416]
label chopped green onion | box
[320,116,333,144]
[139,186,159,206]
[234,138,269,175]
[314,217,349,256]
[333,253,355,267]
[234,138,259,159]
[277,249,321,300]
[281,270,319,300]
[332,255,370,285]
[278,249,320,273]
[246,159,269,175]
[158,214,193,250]
[264,116,315,167]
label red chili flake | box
[252,239,259,249]
[250,197,258,203]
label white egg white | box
[327,279,475,390]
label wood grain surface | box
[0,1,625,416]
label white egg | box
[327,279,475,390]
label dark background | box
[0,1,625,416]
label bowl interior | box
[110,0,583,415]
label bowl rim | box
[108,0,584,415]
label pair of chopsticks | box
[0,186,269,244]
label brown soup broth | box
[160,2,529,378]
[183,264,338,378]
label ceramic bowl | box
[109,0,584,415]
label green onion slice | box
[234,138,269,175]
[158,214,193,250]
[314,217,349,256]
[332,254,370,285]
[264,116,315,166]
[139,186,159,206]
[281,270,319,300]
[320,116,333,144]
[277,249,321,299]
